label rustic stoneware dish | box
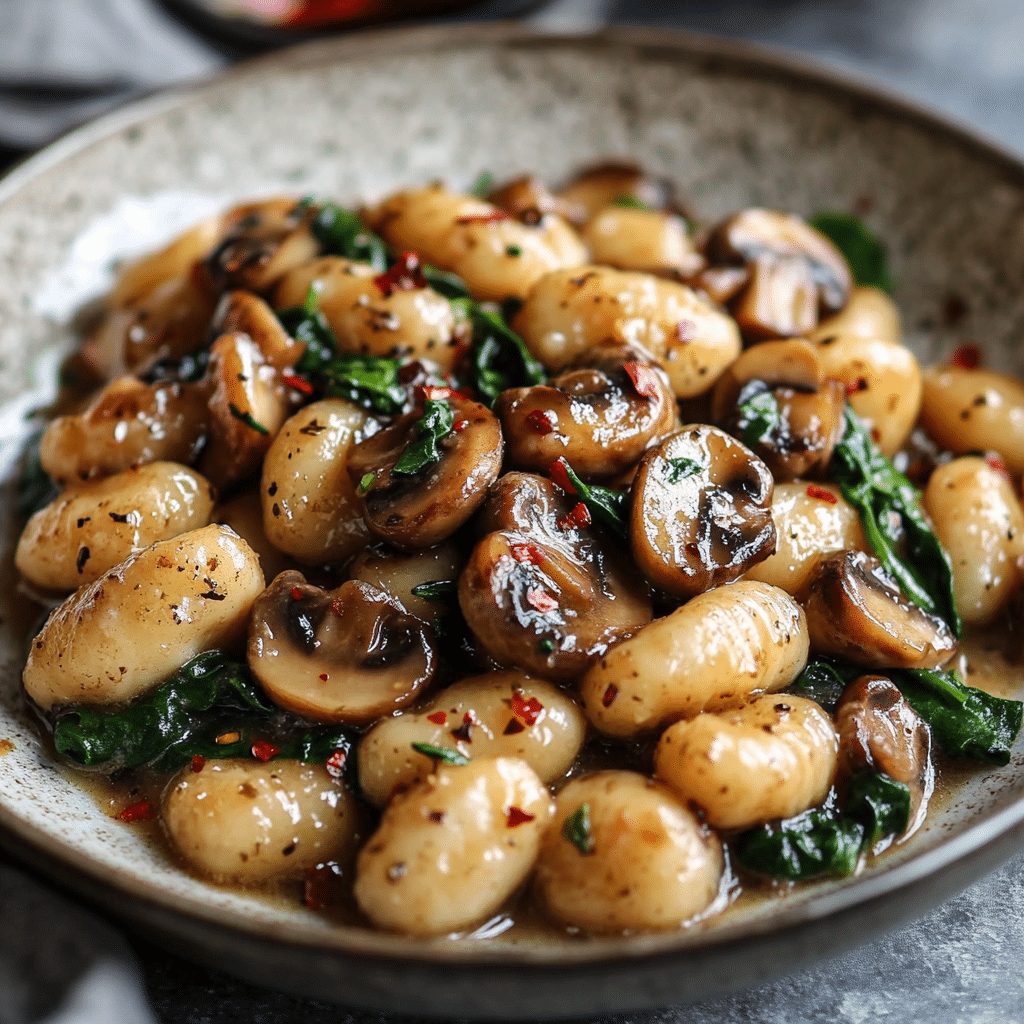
[1,22,1024,1019]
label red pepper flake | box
[558,502,591,531]
[304,862,345,913]
[503,717,526,735]
[506,806,536,827]
[330,599,345,617]
[871,427,882,444]
[455,209,509,224]
[602,683,619,708]
[951,344,981,369]
[984,452,1011,479]
[511,542,543,565]
[624,361,660,400]
[373,251,427,297]
[427,710,448,726]
[450,712,474,742]
[282,373,314,395]
[511,691,544,727]
[252,739,280,762]
[845,377,869,395]
[526,409,554,434]
[290,586,304,600]
[548,458,577,495]
[806,484,838,505]
[117,800,153,823]
[526,588,559,615]
[319,673,329,682]
[325,749,348,778]
[452,417,469,432]
[190,755,206,773]
[418,385,456,402]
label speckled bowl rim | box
[2,21,1024,1016]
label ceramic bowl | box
[1,23,1024,1019]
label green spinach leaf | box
[311,201,388,271]
[392,398,455,476]
[810,211,892,294]
[320,353,407,414]
[831,406,960,636]
[461,303,547,407]
[549,457,628,539]
[18,429,59,520]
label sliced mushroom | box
[201,332,294,491]
[555,161,676,227]
[487,174,563,224]
[459,473,652,681]
[205,198,320,295]
[630,425,776,600]
[835,675,933,843]
[81,272,217,381]
[802,550,957,670]
[247,570,436,723]
[711,338,847,481]
[495,343,679,480]
[213,290,305,371]
[704,209,852,339]
[348,391,503,551]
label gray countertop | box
[3,2,1024,1022]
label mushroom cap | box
[802,550,958,670]
[496,343,678,481]
[630,424,776,600]
[347,393,503,551]
[247,570,437,724]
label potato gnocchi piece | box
[512,266,740,398]
[23,524,264,710]
[743,481,867,595]
[654,693,839,830]
[581,207,700,277]
[162,759,359,883]
[354,757,553,936]
[274,256,467,370]
[364,184,586,302]
[920,364,1024,475]
[580,580,808,738]
[16,461,215,590]
[357,672,586,806]
[260,398,376,565]
[534,771,724,933]
[923,456,1024,625]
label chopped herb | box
[831,406,960,636]
[462,303,547,408]
[734,773,911,881]
[311,201,388,271]
[412,742,470,766]
[735,383,782,451]
[392,398,455,476]
[411,579,458,602]
[505,245,523,257]
[228,403,269,435]
[810,212,892,294]
[277,304,338,374]
[422,266,471,299]
[538,638,556,654]
[357,472,376,495]
[548,458,628,539]
[562,803,595,855]
[611,194,647,210]
[470,170,495,198]
[662,456,705,484]
[320,353,407,415]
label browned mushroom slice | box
[802,550,957,670]
[556,162,675,226]
[731,252,818,340]
[711,339,847,482]
[835,675,933,841]
[81,272,218,381]
[686,265,749,306]
[205,198,320,294]
[347,391,503,551]
[247,571,436,723]
[213,290,305,371]
[495,344,679,480]
[630,425,776,599]
[460,472,651,679]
